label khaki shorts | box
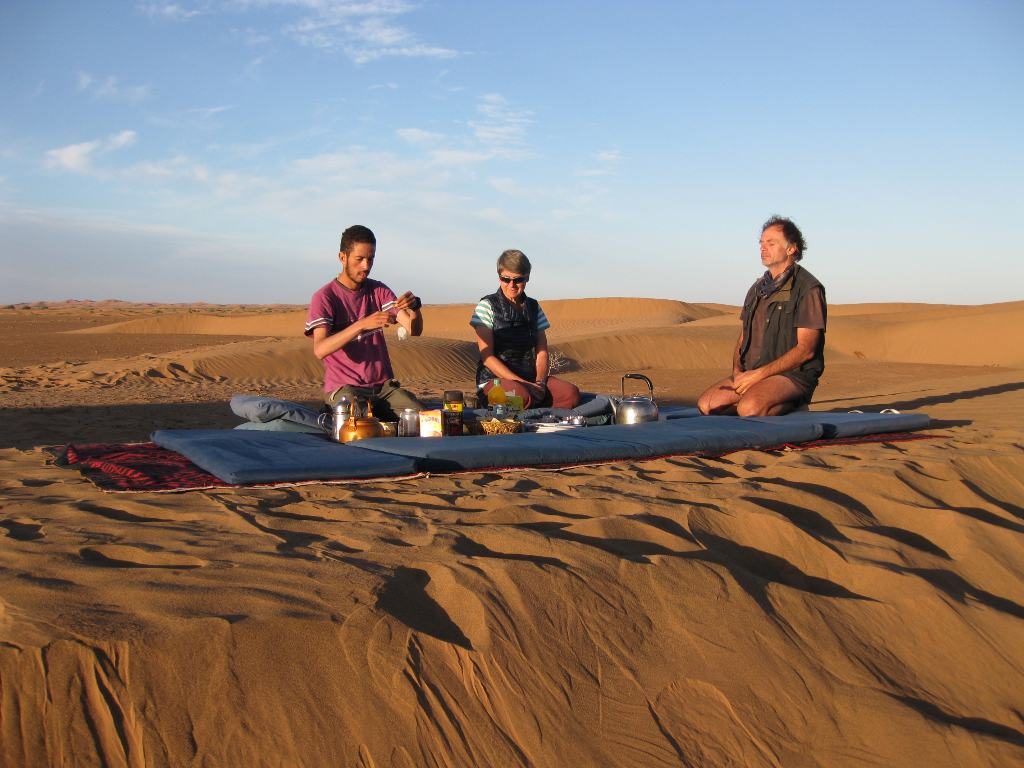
[326,379,424,421]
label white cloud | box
[77,71,151,102]
[428,149,490,167]
[474,207,511,225]
[244,56,265,78]
[44,131,138,173]
[230,25,273,46]
[45,141,101,172]
[97,77,151,102]
[470,94,532,151]
[432,69,464,94]
[137,3,201,21]
[290,147,418,184]
[135,1,459,63]
[108,130,138,149]
[396,128,442,145]
[186,105,235,119]
[265,0,458,63]
[115,153,214,186]
[488,177,527,197]
[576,148,622,177]
[346,43,456,65]
[353,16,409,46]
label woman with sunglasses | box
[470,249,581,410]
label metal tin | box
[398,408,420,437]
[567,414,587,427]
[330,398,351,442]
[442,390,464,436]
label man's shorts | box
[326,379,424,421]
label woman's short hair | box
[497,249,531,275]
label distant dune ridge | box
[8,298,1020,399]
[1,297,1023,767]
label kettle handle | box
[621,373,655,399]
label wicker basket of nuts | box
[479,418,524,435]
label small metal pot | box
[339,399,385,442]
[612,373,659,424]
[328,397,352,442]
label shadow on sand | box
[1,400,315,450]
[816,380,1024,412]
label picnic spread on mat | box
[55,392,933,491]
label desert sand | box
[1,297,1023,767]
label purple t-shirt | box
[305,278,398,392]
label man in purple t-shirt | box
[305,225,424,419]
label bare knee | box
[698,378,738,416]
[737,396,799,417]
[736,397,771,417]
[697,393,713,415]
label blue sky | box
[1,1,1021,305]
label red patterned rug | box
[55,442,229,492]
[54,432,937,492]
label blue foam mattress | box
[152,410,929,483]
[746,410,930,438]
[151,429,420,484]
[346,416,825,472]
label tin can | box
[398,408,420,437]
[330,399,351,442]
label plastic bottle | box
[487,379,507,407]
[505,385,524,413]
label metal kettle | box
[612,373,660,424]
[339,399,385,442]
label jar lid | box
[443,390,464,402]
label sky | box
[1,0,1022,306]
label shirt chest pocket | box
[766,296,796,329]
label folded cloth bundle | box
[230,395,325,433]
[511,392,615,423]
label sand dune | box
[1,298,1023,767]
[65,297,718,345]
[67,311,308,337]
[827,301,1024,367]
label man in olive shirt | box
[697,216,826,417]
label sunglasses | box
[499,275,528,285]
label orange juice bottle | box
[487,379,507,407]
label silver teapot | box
[612,373,659,424]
